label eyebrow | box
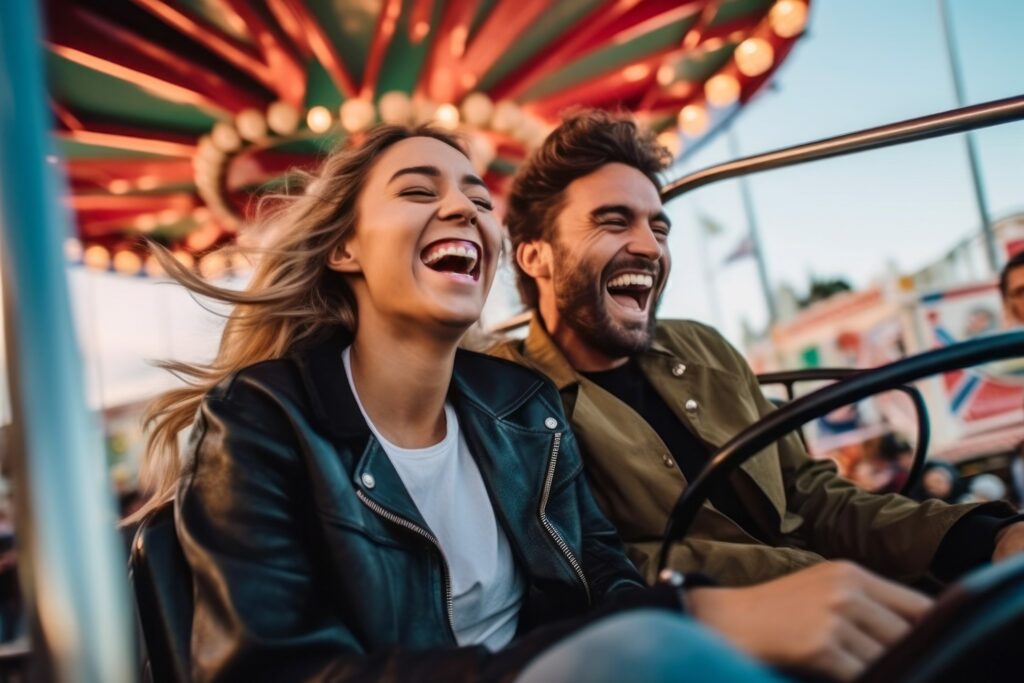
[388,165,487,189]
[591,204,672,229]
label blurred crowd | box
[828,433,1024,509]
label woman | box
[135,125,781,682]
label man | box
[488,111,1024,671]
[1000,250,1024,325]
[999,252,1024,508]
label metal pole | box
[937,0,999,274]
[727,129,778,324]
[692,207,725,330]
[661,95,1024,201]
[0,3,135,682]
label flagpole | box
[694,208,725,329]
[937,0,999,274]
[727,128,778,324]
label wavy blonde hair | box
[128,125,465,524]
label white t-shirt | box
[343,348,524,650]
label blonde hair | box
[128,125,465,524]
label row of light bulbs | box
[657,0,809,158]
[67,239,241,280]
[191,92,550,228]
[106,91,553,276]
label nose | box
[438,189,478,226]
[628,223,663,260]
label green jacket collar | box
[516,314,789,525]
[521,314,677,391]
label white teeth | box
[422,241,479,271]
[607,273,653,289]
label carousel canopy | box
[43,0,811,277]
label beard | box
[552,244,660,358]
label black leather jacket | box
[176,329,680,681]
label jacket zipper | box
[355,489,457,643]
[539,432,591,604]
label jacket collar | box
[521,314,788,524]
[290,325,547,440]
[287,325,566,556]
[521,313,676,390]
[289,326,368,439]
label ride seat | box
[129,503,192,683]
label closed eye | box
[399,188,436,199]
[471,197,494,211]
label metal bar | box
[937,0,999,274]
[661,95,1024,202]
[757,368,861,384]
[0,3,135,682]
[658,330,1024,571]
[756,368,931,497]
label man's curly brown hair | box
[505,110,672,309]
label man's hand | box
[687,561,933,682]
[993,521,1024,562]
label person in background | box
[910,462,962,503]
[852,434,911,495]
[999,250,1024,326]
[998,255,1024,510]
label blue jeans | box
[516,610,789,683]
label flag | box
[696,212,725,237]
[722,235,755,265]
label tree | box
[799,276,853,309]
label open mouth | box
[420,238,482,281]
[606,271,655,312]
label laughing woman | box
[133,126,783,682]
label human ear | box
[516,240,552,280]
[326,239,361,273]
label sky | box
[658,0,1024,343]
[4,0,1021,415]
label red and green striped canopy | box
[44,0,810,276]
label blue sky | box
[660,0,1024,344]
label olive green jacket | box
[490,316,997,587]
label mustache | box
[601,256,661,282]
